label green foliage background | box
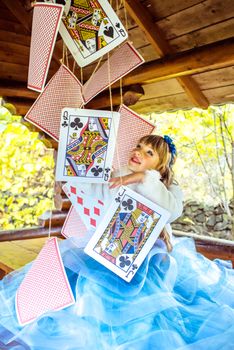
[0,105,55,231]
[145,104,234,207]
[0,101,233,231]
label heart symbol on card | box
[104,26,114,38]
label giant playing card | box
[25,65,83,141]
[15,238,75,326]
[83,41,144,104]
[59,0,128,67]
[61,205,95,248]
[28,2,64,92]
[56,108,120,183]
[63,183,105,230]
[113,105,155,169]
[85,187,170,282]
[61,205,87,239]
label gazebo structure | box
[0,0,233,277]
[0,0,234,114]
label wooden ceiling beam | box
[1,0,61,66]
[125,0,171,57]
[1,0,32,33]
[0,62,28,82]
[176,76,209,109]
[0,30,31,46]
[0,84,38,99]
[2,38,233,110]
[86,38,234,110]
[119,38,234,86]
[86,90,121,110]
[5,99,32,116]
[0,62,57,82]
[124,0,209,108]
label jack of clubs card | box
[59,0,128,67]
[85,187,170,282]
[56,108,120,183]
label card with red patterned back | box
[25,64,83,141]
[113,105,155,169]
[28,3,64,92]
[82,41,144,104]
[61,205,95,248]
[15,237,75,326]
[61,205,87,239]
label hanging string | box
[62,42,65,64]
[47,207,52,240]
[65,47,69,69]
[107,0,127,178]
[122,0,129,32]
[107,53,113,113]
[106,33,120,336]
[116,0,129,32]
[116,0,119,13]
[107,52,123,185]
[62,43,70,69]
[72,60,76,74]
[47,148,56,241]
[118,0,128,105]
[80,67,83,85]
[83,56,103,93]
[119,78,123,106]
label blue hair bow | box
[163,135,177,157]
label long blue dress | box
[0,235,233,350]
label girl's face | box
[128,142,159,172]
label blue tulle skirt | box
[0,236,234,350]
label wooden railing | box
[173,231,234,266]
[0,195,233,279]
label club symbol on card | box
[119,255,131,268]
[122,199,134,211]
[91,165,103,177]
[104,26,114,38]
[62,121,68,127]
[70,118,83,130]
[115,22,120,28]
[115,196,121,203]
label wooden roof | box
[0,0,234,115]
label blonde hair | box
[139,135,176,188]
[139,135,176,252]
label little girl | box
[110,134,183,251]
[79,134,183,250]
[0,135,233,350]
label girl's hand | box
[109,172,145,189]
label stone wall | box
[172,200,234,241]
